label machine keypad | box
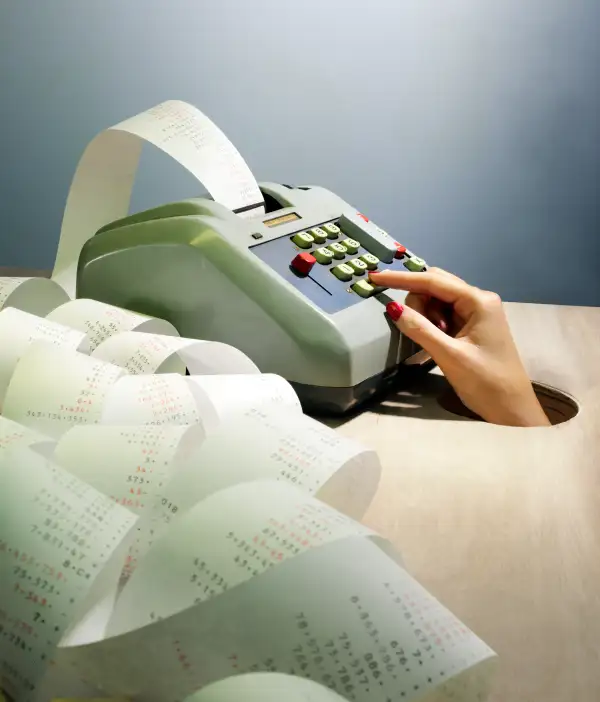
[341,237,360,254]
[283,218,426,304]
[313,246,334,264]
[351,280,376,298]
[348,258,368,274]
[323,223,341,238]
[329,242,348,259]
[360,253,380,270]
[404,255,426,272]
[291,232,314,249]
[332,263,354,281]
[308,227,328,244]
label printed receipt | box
[53,424,204,517]
[2,343,126,439]
[100,374,203,427]
[0,278,70,318]
[186,374,301,435]
[0,416,55,459]
[100,373,301,436]
[160,407,381,521]
[0,447,136,702]
[182,673,348,702]
[92,331,259,376]
[46,299,179,353]
[0,307,89,409]
[57,537,496,702]
[107,480,380,635]
[96,406,378,575]
[52,100,265,296]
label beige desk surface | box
[1,269,598,700]
[333,302,600,702]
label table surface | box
[2,268,598,701]
[332,301,600,702]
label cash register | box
[76,182,432,414]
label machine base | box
[291,359,436,416]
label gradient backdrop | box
[1,0,598,305]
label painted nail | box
[386,301,404,322]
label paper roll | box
[0,307,89,408]
[158,407,381,522]
[52,100,265,296]
[182,673,348,702]
[0,277,70,317]
[100,374,300,436]
[46,299,179,353]
[186,374,301,435]
[92,331,259,376]
[53,425,205,517]
[100,374,203,427]
[0,447,137,702]
[57,537,496,702]
[0,416,55,459]
[2,343,126,439]
[107,480,379,635]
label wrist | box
[484,388,551,427]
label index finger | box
[369,269,477,305]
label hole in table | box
[437,382,580,426]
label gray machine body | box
[77,183,432,414]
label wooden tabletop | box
[333,302,600,702]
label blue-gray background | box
[1,0,599,305]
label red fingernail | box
[386,301,404,321]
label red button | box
[394,244,407,258]
[357,212,369,222]
[291,252,316,275]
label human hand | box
[369,267,550,427]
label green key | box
[313,247,334,264]
[360,253,380,270]
[341,238,360,254]
[329,242,348,259]
[331,263,354,281]
[404,255,427,272]
[348,258,367,275]
[291,232,314,249]
[309,227,327,244]
[323,223,341,239]
[352,280,376,298]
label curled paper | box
[186,374,301,434]
[32,663,109,702]
[0,307,89,408]
[57,537,496,702]
[100,374,202,427]
[53,424,206,579]
[2,343,126,439]
[0,277,70,317]
[52,100,265,296]
[92,331,259,376]
[159,407,381,521]
[53,425,205,516]
[181,673,348,702]
[107,480,380,635]
[0,447,137,702]
[0,416,55,459]
[100,374,300,435]
[46,299,179,353]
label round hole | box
[437,381,580,426]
